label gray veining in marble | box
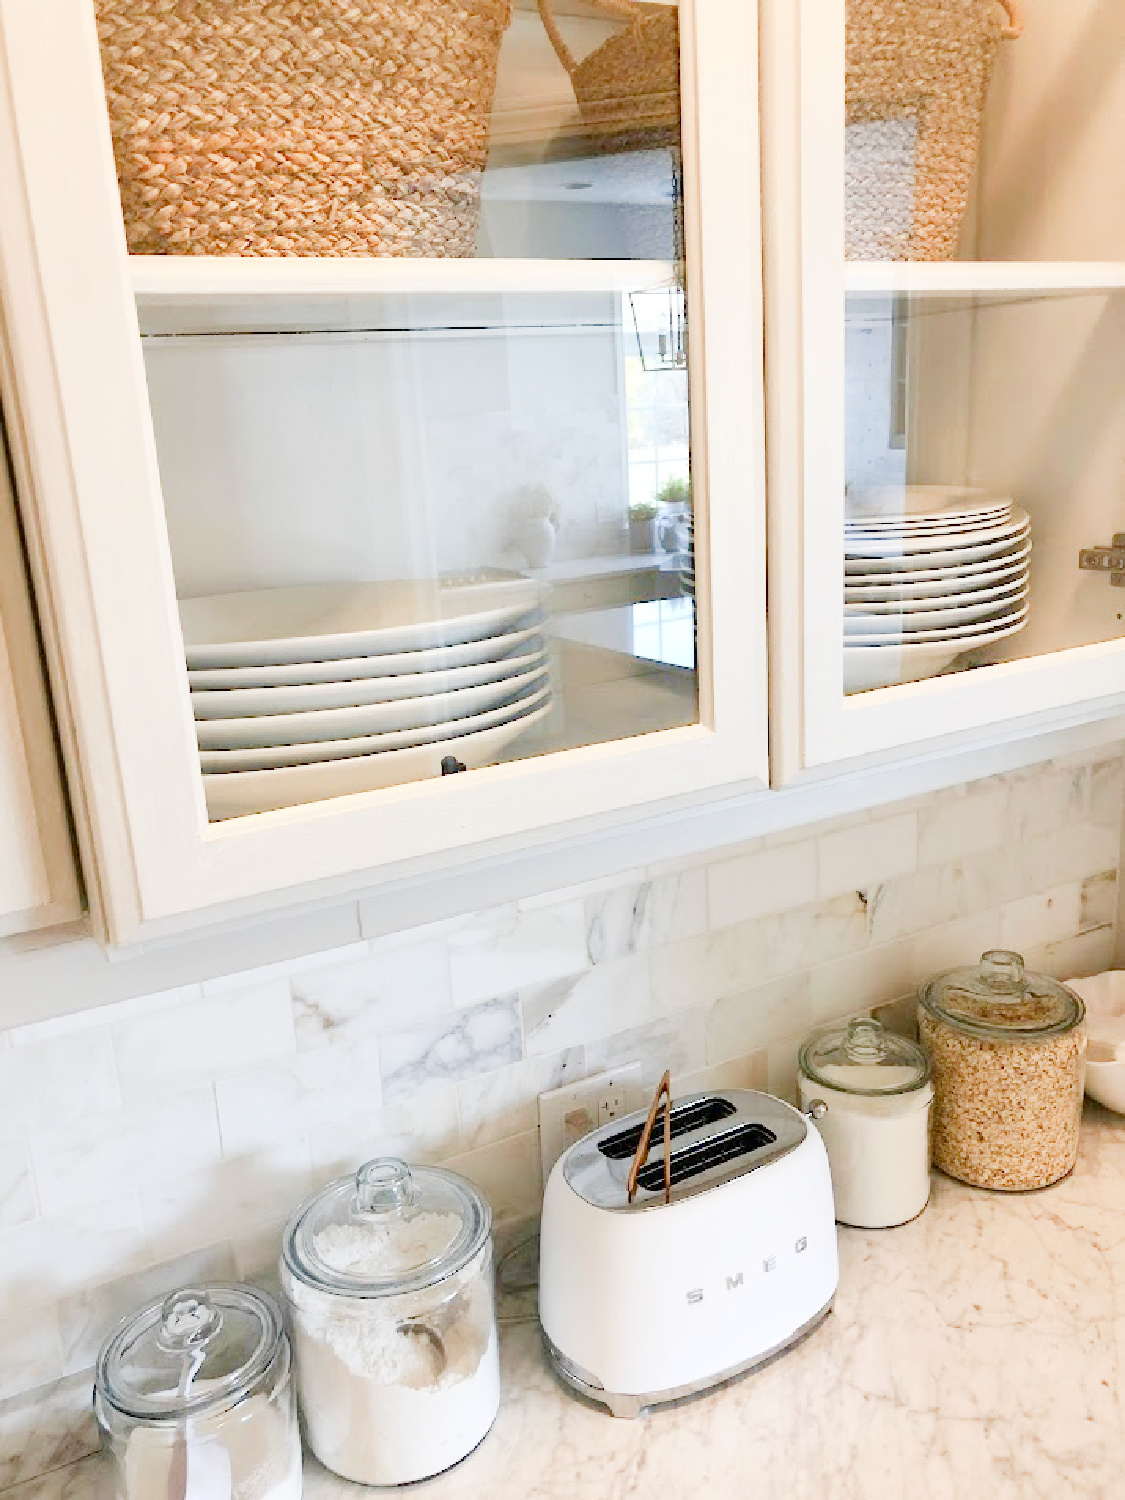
[20,1103,1125,1500]
[379,997,522,1103]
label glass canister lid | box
[95,1283,286,1423]
[282,1156,491,1299]
[799,1016,930,1096]
[919,950,1085,1041]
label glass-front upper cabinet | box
[0,0,765,942]
[764,0,1125,777]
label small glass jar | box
[280,1156,499,1486]
[95,1283,301,1500]
[918,949,1087,1190]
[798,1016,933,1228]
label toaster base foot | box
[543,1300,834,1420]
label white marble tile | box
[956,843,1025,913]
[675,1051,769,1097]
[906,909,1003,988]
[447,902,588,1008]
[0,1143,36,1231]
[818,812,917,899]
[139,1138,312,1264]
[1030,924,1117,983]
[55,1242,236,1377]
[457,1049,583,1152]
[231,1219,287,1283]
[806,943,914,1028]
[1007,762,1089,842]
[522,955,651,1057]
[0,1305,61,1402]
[999,882,1084,954]
[29,1089,223,1217]
[290,939,452,1050]
[215,1036,383,1158]
[0,1032,119,1146]
[584,870,706,963]
[379,997,522,1103]
[763,892,870,978]
[916,785,1007,869]
[865,861,964,946]
[1016,823,1122,896]
[6,985,202,1048]
[706,839,817,931]
[112,981,297,1103]
[306,1085,461,1181]
[705,975,810,1066]
[765,1031,806,1104]
[0,1195,147,1307]
[1086,756,1125,830]
[199,940,368,995]
[0,1372,99,1491]
[1080,870,1118,933]
[516,868,645,912]
[440,1130,542,1230]
[584,1009,706,1087]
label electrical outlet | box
[538,1063,644,1184]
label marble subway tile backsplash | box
[0,748,1122,1486]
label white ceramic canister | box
[797,1017,933,1228]
[280,1157,499,1486]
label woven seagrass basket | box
[846,0,1021,260]
[537,0,679,152]
[96,0,512,256]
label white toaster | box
[538,1089,838,1418]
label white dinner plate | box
[845,581,1029,628]
[845,512,1013,543]
[197,664,550,751]
[843,538,1032,587]
[200,679,552,775]
[181,577,548,668]
[845,602,1028,647]
[844,511,1029,560]
[845,587,1029,636]
[844,527,1030,574]
[192,641,548,719]
[186,618,545,691]
[844,560,1029,603]
[845,486,1012,526]
[844,613,1028,692]
[203,700,554,820]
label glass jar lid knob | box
[980,949,1026,992]
[155,1288,223,1356]
[354,1157,415,1218]
[842,1017,887,1065]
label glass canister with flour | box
[95,1283,301,1500]
[280,1156,499,1485]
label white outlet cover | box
[538,1063,644,1185]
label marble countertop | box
[15,1102,1125,1500]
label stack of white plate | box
[679,515,695,598]
[844,488,1031,694]
[183,577,552,818]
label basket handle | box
[537,0,645,81]
[998,0,1024,39]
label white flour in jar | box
[287,1211,500,1486]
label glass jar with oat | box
[918,950,1087,1190]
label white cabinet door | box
[0,0,767,945]
[0,440,81,935]
[763,0,1125,782]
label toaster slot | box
[635,1121,778,1192]
[597,1096,737,1161]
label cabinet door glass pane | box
[844,286,1125,695]
[845,1,1125,263]
[111,1,698,819]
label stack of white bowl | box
[182,576,552,819]
[844,488,1030,694]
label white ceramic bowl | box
[1084,1059,1125,1114]
[1063,972,1125,1112]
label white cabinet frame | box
[762,0,1125,785]
[0,0,768,945]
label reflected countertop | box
[13,1102,1125,1500]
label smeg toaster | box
[538,1089,838,1418]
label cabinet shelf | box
[130,256,676,301]
[844,262,1125,297]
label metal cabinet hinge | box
[1080,535,1125,587]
